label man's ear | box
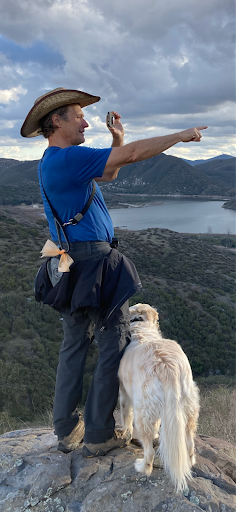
[52,114,61,128]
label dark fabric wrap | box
[35,248,141,327]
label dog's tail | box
[158,381,193,492]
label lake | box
[109,199,236,234]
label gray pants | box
[49,241,131,444]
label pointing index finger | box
[196,126,208,130]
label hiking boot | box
[57,418,85,453]
[82,429,132,458]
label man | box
[21,87,207,456]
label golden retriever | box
[118,303,200,492]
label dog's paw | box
[135,458,153,476]
[135,458,145,473]
[144,464,153,477]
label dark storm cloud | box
[0,0,55,44]
[0,0,235,159]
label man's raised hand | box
[180,126,208,143]
[106,111,125,139]
[107,111,125,148]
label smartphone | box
[107,112,115,127]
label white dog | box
[118,303,200,492]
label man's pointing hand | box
[180,126,208,143]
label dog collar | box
[130,317,144,323]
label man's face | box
[56,104,89,145]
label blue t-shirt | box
[38,145,114,243]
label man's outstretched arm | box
[100,125,208,182]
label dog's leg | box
[185,383,200,466]
[134,398,160,476]
[154,418,161,440]
[186,415,197,466]
[119,382,133,436]
[133,378,163,477]
[135,438,155,476]
[134,409,155,477]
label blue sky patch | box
[0,36,65,68]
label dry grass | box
[0,412,23,436]
[1,387,235,445]
[0,409,54,436]
[198,386,236,444]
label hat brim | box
[21,89,100,138]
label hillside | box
[194,158,236,190]
[0,158,41,205]
[0,211,235,425]
[0,158,20,170]
[100,153,234,196]
[0,159,39,186]
[0,154,234,207]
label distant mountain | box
[182,154,233,166]
[0,159,39,186]
[194,158,235,189]
[0,153,235,201]
[0,158,20,170]
[100,153,234,196]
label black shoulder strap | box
[39,158,69,251]
[39,151,96,252]
[62,180,96,226]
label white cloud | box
[0,139,48,160]
[0,120,16,129]
[0,86,27,104]
[166,134,236,160]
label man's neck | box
[48,133,71,148]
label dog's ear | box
[129,303,142,315]
[153,309,159,326]
[146,306,159,325]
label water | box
[109,199,236,234]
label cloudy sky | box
[0,0,235,161]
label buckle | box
[110,237,119,249]
[62,219,73,227]
[62,213,83,227]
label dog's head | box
[129,303,159,327]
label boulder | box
[0,427,235,512]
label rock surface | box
[0,427,235,512]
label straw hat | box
[21,87,100,138]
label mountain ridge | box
[0,153,235,197]
[100,153,235,196]
[182,154,233,166]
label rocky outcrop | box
[0,427,235,512]
[222,198,236,210]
